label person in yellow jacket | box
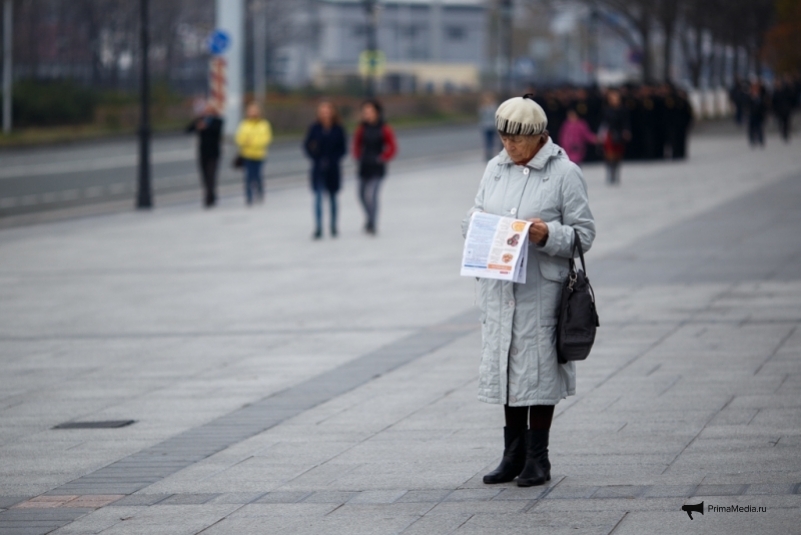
[235,103,273,204]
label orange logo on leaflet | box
[502,253,514,263]
[511,221,527,232]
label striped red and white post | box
[209,57,227,115]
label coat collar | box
[497,137,560,170]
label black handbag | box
[232,155,244,169]
[556,229,599,364]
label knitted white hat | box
[495,96,548,135]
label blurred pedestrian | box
[600,90,631,185]
[353,100,397,235]
[664,88,694,160]
[773,79,793,143]
[462,95,595,488]
[558,108,597,166]
[235,103,273,205]
[480,93,499,160]
[185,101,223,208]
[729,78,747,126]
[304,101,347,239]
[746,81,767,148]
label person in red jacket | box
[353,100,397,235]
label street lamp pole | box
[500,0,513,97]
[253,0,267,107]
[2,0,12,134]
[364,0,377,98]
[136,0,153,209]
[590,7,599,85]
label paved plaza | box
[1,126,800,534]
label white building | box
[277,0,488,93]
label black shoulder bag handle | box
[556,229,600,364]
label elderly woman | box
[462,95,595,487]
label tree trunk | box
[662,21,674,83]
[640,22,652,83]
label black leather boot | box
[483,427,527,484]
[517,429,551,487]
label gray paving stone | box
[543,486,600,500]
[207,492,267,505]
[642,485,697,498]
[591,485,648,499]
[394,490,453,503]
[158,493,220,505]
[744,483,797,496]
[347,490,408,504]
[693,484,749,497]
[253,491,313,504]
[302,491,359,504]
[105,494,173,506]
[0,497,29,509]
[444,488,501,502]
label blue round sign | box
[208,30,231,56]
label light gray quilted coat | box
[461,138,596,406]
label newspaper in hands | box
[461,212,533,283]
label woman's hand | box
[528,218,549,246]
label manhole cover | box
[53,420,136,429]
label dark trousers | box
[748,118,765,146]
[359,176,383,232]
[777,113,791,142]
[605,160,621,185]
[243,158,264,204]
[672,132,688,160]
[199,155,218,207]
[314,188,338,234]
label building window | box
[446,26,466,41]
[402,24,421,37]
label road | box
[0,124,481,220]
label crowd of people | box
[483,85,695,168]
[729,74,801,147]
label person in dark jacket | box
[747,81,768,147]
[600,90,631,185]
[304,101,347,239]
[773,79,794,143]
[186,102,223,207]
[352,100,397,235]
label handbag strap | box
[570,228,587,276]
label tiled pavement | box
[1,128,800,534]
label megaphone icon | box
[681,501,704,519]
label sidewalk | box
[1,128,800,534]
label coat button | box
[510,208,517,215]
[523,168,530,175]
[510,347,518,356]
[508,300,515,307]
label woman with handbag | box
[303,101,347,239]
[462,95,596,487]
[235,103,273,205]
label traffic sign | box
[208,29,231,56]
[359,50,386,77]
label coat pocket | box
[538,256,569,282]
